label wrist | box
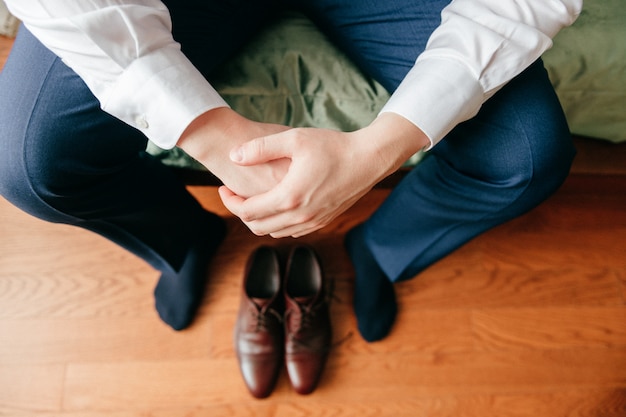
[361,113,430,177]
[176,107,244,163]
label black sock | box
[344,224,397,342]
[154,214,226,331]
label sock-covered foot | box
[344,224,397,342]
[154,214,226,330]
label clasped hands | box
[178,107,428,238]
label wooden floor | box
[2,34,626,416]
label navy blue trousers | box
[0,0,574,279]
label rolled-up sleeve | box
[380,0,583,149]
[6,0,228,149]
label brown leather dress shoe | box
[234,246,284,399]
[283,245,332,395]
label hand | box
[219,113,430,238]
[176,107,291,197]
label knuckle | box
[279,193,305,211]
[242,137,264,159]
[247,223,266,236]
[239,209,255,223]
[297,212,315,225]
[251,228,266,237]
[253,137,267,154]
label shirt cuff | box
[379,57,485,150]
[101,45,229,150]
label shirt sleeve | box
[380,0,583,150]
[5,0,229,150]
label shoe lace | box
[251,305,282,332]
[286,278,345,350]
[286,303,317,336]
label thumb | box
[230,134,291,166]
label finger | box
[219,186,292,236]
[243,210,302,237]
[267,193,364,238]
[236,197,311,236]
[217,185,235,200]
[247,202,332,238]
[230,133,294,166]
[218,186,249,218]
[228,176,300,223]
[270,223,325,239]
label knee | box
[435,115,574,216]
[454,107,574,200]
[512,82,577,202]
[496,119,575,213]
[530,127,576,194]
[0,101,93,222]
[0,129,69,223]
[499,62,576,196]
[0,29,110,221]
[499,123,575,201]
[477,60,575,196]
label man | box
[0,0,581,340]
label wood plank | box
[3,389,626,417]
[472,307,626,350]
[0,198,157,319]
[203,290,476,357]
[396,261,624,310]
[0,317,216,365]
[0,301,474,366]
[142,389,626,417]
[61,348,626,411]
[571,137,626,176]
[0,364,65,412]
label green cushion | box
[543,0,626,143]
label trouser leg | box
[367,60,574,281]
[0,0,279,274]
[293,0,450,93]
[0,27,214,273]
[164,0,280,77]
[299,0,574,282]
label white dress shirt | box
[6,0,581,150]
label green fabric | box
[147,12,391,169]
[543,0,626,143]
[148,5,625,169]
